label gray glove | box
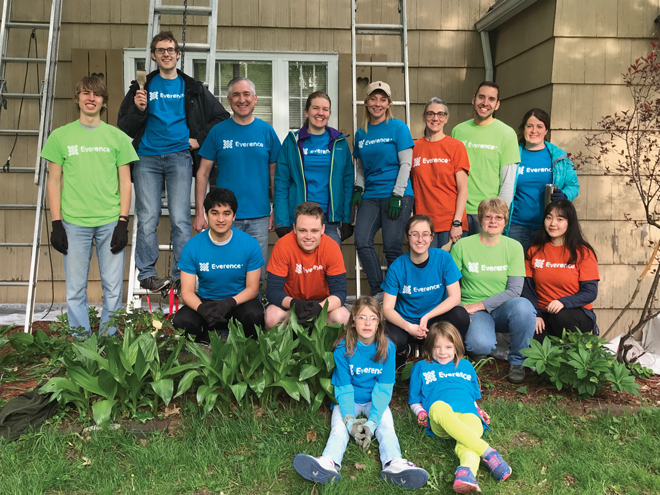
[356,420,376,452]
[344,415,367,439]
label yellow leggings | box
[429,401,489,474]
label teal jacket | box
[274,126,354,228]
[506,141,580,232]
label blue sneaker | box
[380,458,428,489]
[293,454,340,485]
[453,466,481,493]
[483,450,511,481]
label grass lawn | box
[1,398,658,495]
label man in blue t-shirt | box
[195,77,281,290]
[172,188,264,342]
[118,31,230,293]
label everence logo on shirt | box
[463,141,498,151]
[349,364,383,376]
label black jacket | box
[117,69,230,173]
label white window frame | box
[123,49,339,142]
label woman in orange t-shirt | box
[522,200,599,340]
[411,97,469,249]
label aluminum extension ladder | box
[126,0,218,310]
[0,0,63,332]
[351,0,411,297]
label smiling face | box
[366,91,391,124]
[77,89,105,118]
[432,336,456,365]
[227,80,257,119]
[424,102,448,135]
[472,85,500,122]
[480,209,506,236]
[355,306,379,345]
[524,115,548,149]
[305,97,331,134]
[544,207,568,242]
[152,40,179,71]
[207,203,236,238]
[406,219,433,256]
[293,214,324,254]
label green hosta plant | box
[521,330,641,397]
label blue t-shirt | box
[198,118,281,219]
[353,118,414,198]
[138,75,189,156]
[512,147,553,227]
[303,131,331,214]
[381,249,462,324]
[177,228,264,300]
[409,358,481,416]
[332,338,396,404]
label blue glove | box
[551,188,567,201]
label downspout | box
[480,31,494,82]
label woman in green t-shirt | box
[450,197,536,384]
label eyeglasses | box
[409,232,433,239]
[484,214,505,222]
[424,111,448,119]
[356,315,379,322]
[155,47,177,55]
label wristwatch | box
[452,220,462,228]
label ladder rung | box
[131,288,164,296]
[158,244,174,250]
[155,5,213,15]
[0,281,29,286]
[0,167,35,173]
[356,61,405,68]
[0,204,37,210]
[1,93,41,99]
[6,21,51,29]
[0,129,39,135]
[356,24,403,35]
[2,57,47,64]
[355,101,407,106]
[179,43,211,52]
[0,243,33,247]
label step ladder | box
[126,0,218,311]
[351,0,410,297]
[0,0,63,332]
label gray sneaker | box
[508,364,525,384]
[139,276,170,292]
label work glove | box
[350,187,363,209]
[551,188,567,201]
[275,226,293,238]
[417,410,429,428]
[292,299,322,322]
[340,223,354,241]
[387,195,402,220]
[51,220,68,255]
[197,298,236,326]
[110,220,129,254]
[344,415,367,439]
[356,420,376,452]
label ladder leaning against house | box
[0,0,63,332]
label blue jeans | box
[508,223,540,254]
[322,402,401,469]
[133,150,193,282]
[354,196,414,295]
[464,297,536,365]
[62,220,124,337]
[430,230,467,249]
[467,214,482,235]
[325,222,341,247]
[234,216,270,290]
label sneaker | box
[139,276,170,292]
[380,458,428,490]
[453,466,481,493]
[507,364,525,384]
[482,450,511,481]
[169,279,181,295]
[293,454,340,485]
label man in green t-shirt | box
[451,81,520,235]
[42,76,138,338]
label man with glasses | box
[118,31,230,293]
[451,81,520,235]
[264,202,349,329]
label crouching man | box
[265,202,350,329]
[173,189,264,341]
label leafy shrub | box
[521,330,641,398]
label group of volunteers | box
[42,29,601,492]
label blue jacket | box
[506,141,580,233]
[274,126,354,228]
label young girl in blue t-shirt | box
[294,296,428,489]
[409,322,511,493]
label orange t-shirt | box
[525,243,600,310]
[411,136,470,232]
[267,231,346,300]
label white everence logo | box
[534,259,545,269]
[518,167,524,175]
[423,370,437,385]
[149,91,159,101]
[402,285,411,295]
[199,262,209,272]
[358,140,364,149]
[295,264,302,275]
[303,148,308,155]
[223,140,233,149]
[413,157,421,168]
[67,145,79,156]
[468,262,479,273]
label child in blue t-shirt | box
[293,296,428,490]
[409,322,511,493]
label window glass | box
[288,62,328,131]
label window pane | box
[220,61,273,125]
[288,62,328,131]
[193,60,221,97]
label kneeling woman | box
[382,215,470,369]
[451,198,536,384]
[523,199,599,339]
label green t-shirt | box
[451,234,525,305]
[41,120,138,227]
[451,119,520,214]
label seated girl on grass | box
[408,322,511,493]
[293,296,428,489]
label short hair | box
[405,214,435,236]
[294,201,325,224]
[422,97,449,139]
[474,80,500,101]
[518,108,551,146]
[477,197,509,224]
[203,188,238,215]
[150,31,180,54]
[227,77,256,96]
[421,321,465,367]
[74,76,108,115]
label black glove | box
[340,223,354,241]
[290,299,308,320]
[110,220,129,254]
[305,300,323,319]
[275,226,293,238]
[197,298,236,326]
[51,220,68,255]
[551,188,568,201]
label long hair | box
[422,97,449,139]
[518,107,550,146]
[421,321,465,368]
[303,91,331,130]
[334,296,388,363]
[527,199,597,266]
[361,90,394,134]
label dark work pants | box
[386,306,470,369]
[533,307,594,342]
[172,298,264,343]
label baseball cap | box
[365,81,391,97]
